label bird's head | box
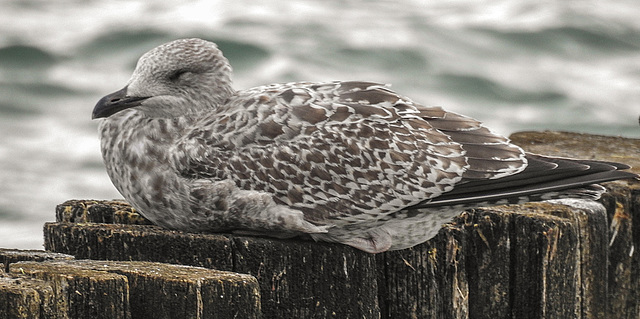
[92,38,234,119]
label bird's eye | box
[168,69,190,82]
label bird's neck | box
[98,110,192,213]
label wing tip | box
[413,155,637,209]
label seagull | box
[92,38,636,253]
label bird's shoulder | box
[228,80,444,127]
[185,80,475,148]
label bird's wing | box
[174,81,527,224]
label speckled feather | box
[95,38,636,253]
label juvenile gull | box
[93,38,637,253]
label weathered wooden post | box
[2,131,639,318]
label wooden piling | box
[4,131,639,318]
[42,187,639,319]
[5,260,261,319]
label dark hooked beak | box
[92,86,150,119]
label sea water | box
[1,0,639,249]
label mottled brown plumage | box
[93,38,636,253]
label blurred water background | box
[1,0,639,249]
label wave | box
[0,44,57,69]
